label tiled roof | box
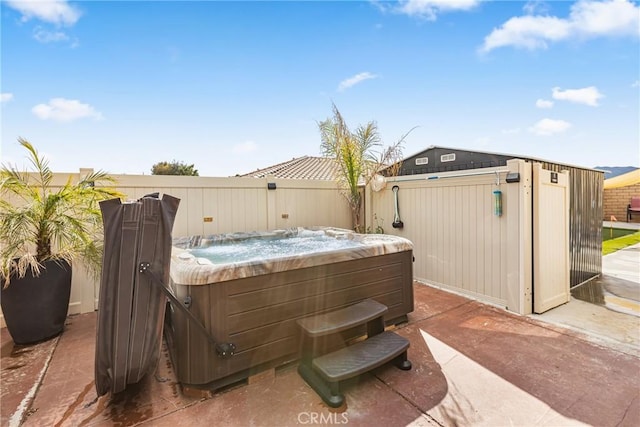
[239,156,339,180]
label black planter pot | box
[1,259,72,345]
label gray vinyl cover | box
[95,194,180,396]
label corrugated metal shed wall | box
[539,162,603,287]
[394,147,604,287]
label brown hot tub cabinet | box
[165,227,414,390]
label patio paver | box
[2,282,639,427]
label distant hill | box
[594,166,639,180]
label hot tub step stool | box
[297,299,411,408]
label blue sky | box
[1,0,638,177]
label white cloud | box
[529,118,572,136]
[6,0,81,26]
[397,0,482,20]
[1,93,14,103]
[523,1,550,16]
[338,72,378,92]
[232,141,258,154]
[481,15,571,52]
[570,0,640,37]
[480,0,639,52]
[536,99,554,108]
[552,86,604,106]
[33,26,69,43]
[32,98,103,122]
[632,80,640,88]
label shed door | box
[533,164,570,313]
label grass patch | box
[602,231,640,255]
[602,227,636,241]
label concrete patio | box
[2,274,639,427]
[3,224,639,427]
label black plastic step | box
[297,299,388,338]
[312,331,410,382]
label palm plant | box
[319,104,410,232]
[0,138,123,287]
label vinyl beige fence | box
[112,174,352,237]
[1,159,572,327]
[0,173,352,326]
[366,159,536,315]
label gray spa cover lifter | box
[95,193,179,396]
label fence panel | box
[368,160,533,314]
[1,172,351,325]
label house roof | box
[238,156,339,180]
[241,146,603,181]
[604,168,640,189]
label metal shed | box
[393,146,604,289]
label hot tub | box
[165,227,414,390]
